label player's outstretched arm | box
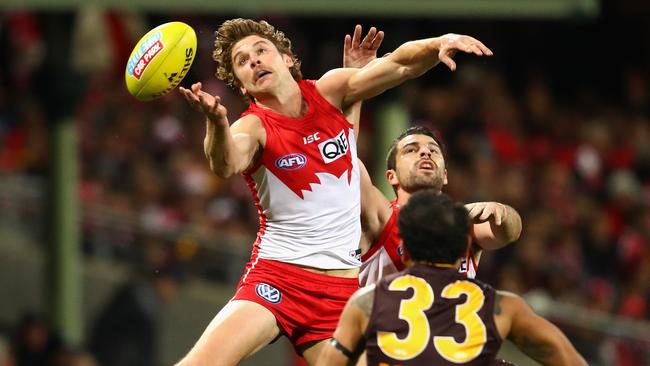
[466,202,522,250]
[347,34,492,105]
[495,291,588,366]
[180,82,262,178]
[318,33,492,111]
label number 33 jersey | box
[240,80,361,270]
[365,265,502,365]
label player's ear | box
[443,168,448,186]
[283,54,294,68]
[386,169,398,186]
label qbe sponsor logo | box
[275,153,307,171]
[127,31,165,80]
[255,283,282,304]
[318,130,349,164]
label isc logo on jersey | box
[275,153,307,171]
[318,130,349,164]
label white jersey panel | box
[250,130,361,269]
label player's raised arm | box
[180,82,262,178]
[342,25,384,139]
[495,291,588,366]
[319,33,492,109]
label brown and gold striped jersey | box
[365,264,502,366]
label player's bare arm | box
[180,82,264,178]
[316,286,375,366]
[342,25,384,139]
[494,291,588,366]
[466,202,522,250]
[317,33,492,110]
[359,160,393,253]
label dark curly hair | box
[398,191,469,264]
[212,18,302,98]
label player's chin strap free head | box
[329,338,365,359]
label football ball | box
[125,22,197,101]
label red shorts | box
[232,258,359,348]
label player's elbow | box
[209,160,236,179]
[559,344,588,366]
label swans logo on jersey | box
[255,283,282,304]
[318,130,349,164]
[275,153,307,171]
[349,248,362,261]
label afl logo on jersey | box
[255,283,282,304]
[275,153,307,171]
[318,130,349,164]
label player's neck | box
[254,79,305,118]
[397,188,442,206]
[396,190,411,206]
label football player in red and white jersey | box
[177,18,492,366]
[358,126,522,286]
[338,27,521,286]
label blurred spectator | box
[51,348,97,366]
[9,313,63,366]
[89,262,180,366]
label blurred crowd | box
[1,7,649,366]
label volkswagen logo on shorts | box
[275,153,307,171]
[255,283,282,304]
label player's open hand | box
[465,202,507,226]
[179,82,228,124]
[343,25,385,68]
[437,34,493,71]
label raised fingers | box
[361,27,377,48]
[191,82,202,94]
[179,86,201,108]
[351,24,362,48]
[371,30,385,50]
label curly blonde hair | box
[213,18,302,96]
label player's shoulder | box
[231,113,265,141]
[232,112,263,130]
[350,284,376,316]
[494,290,530,316]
